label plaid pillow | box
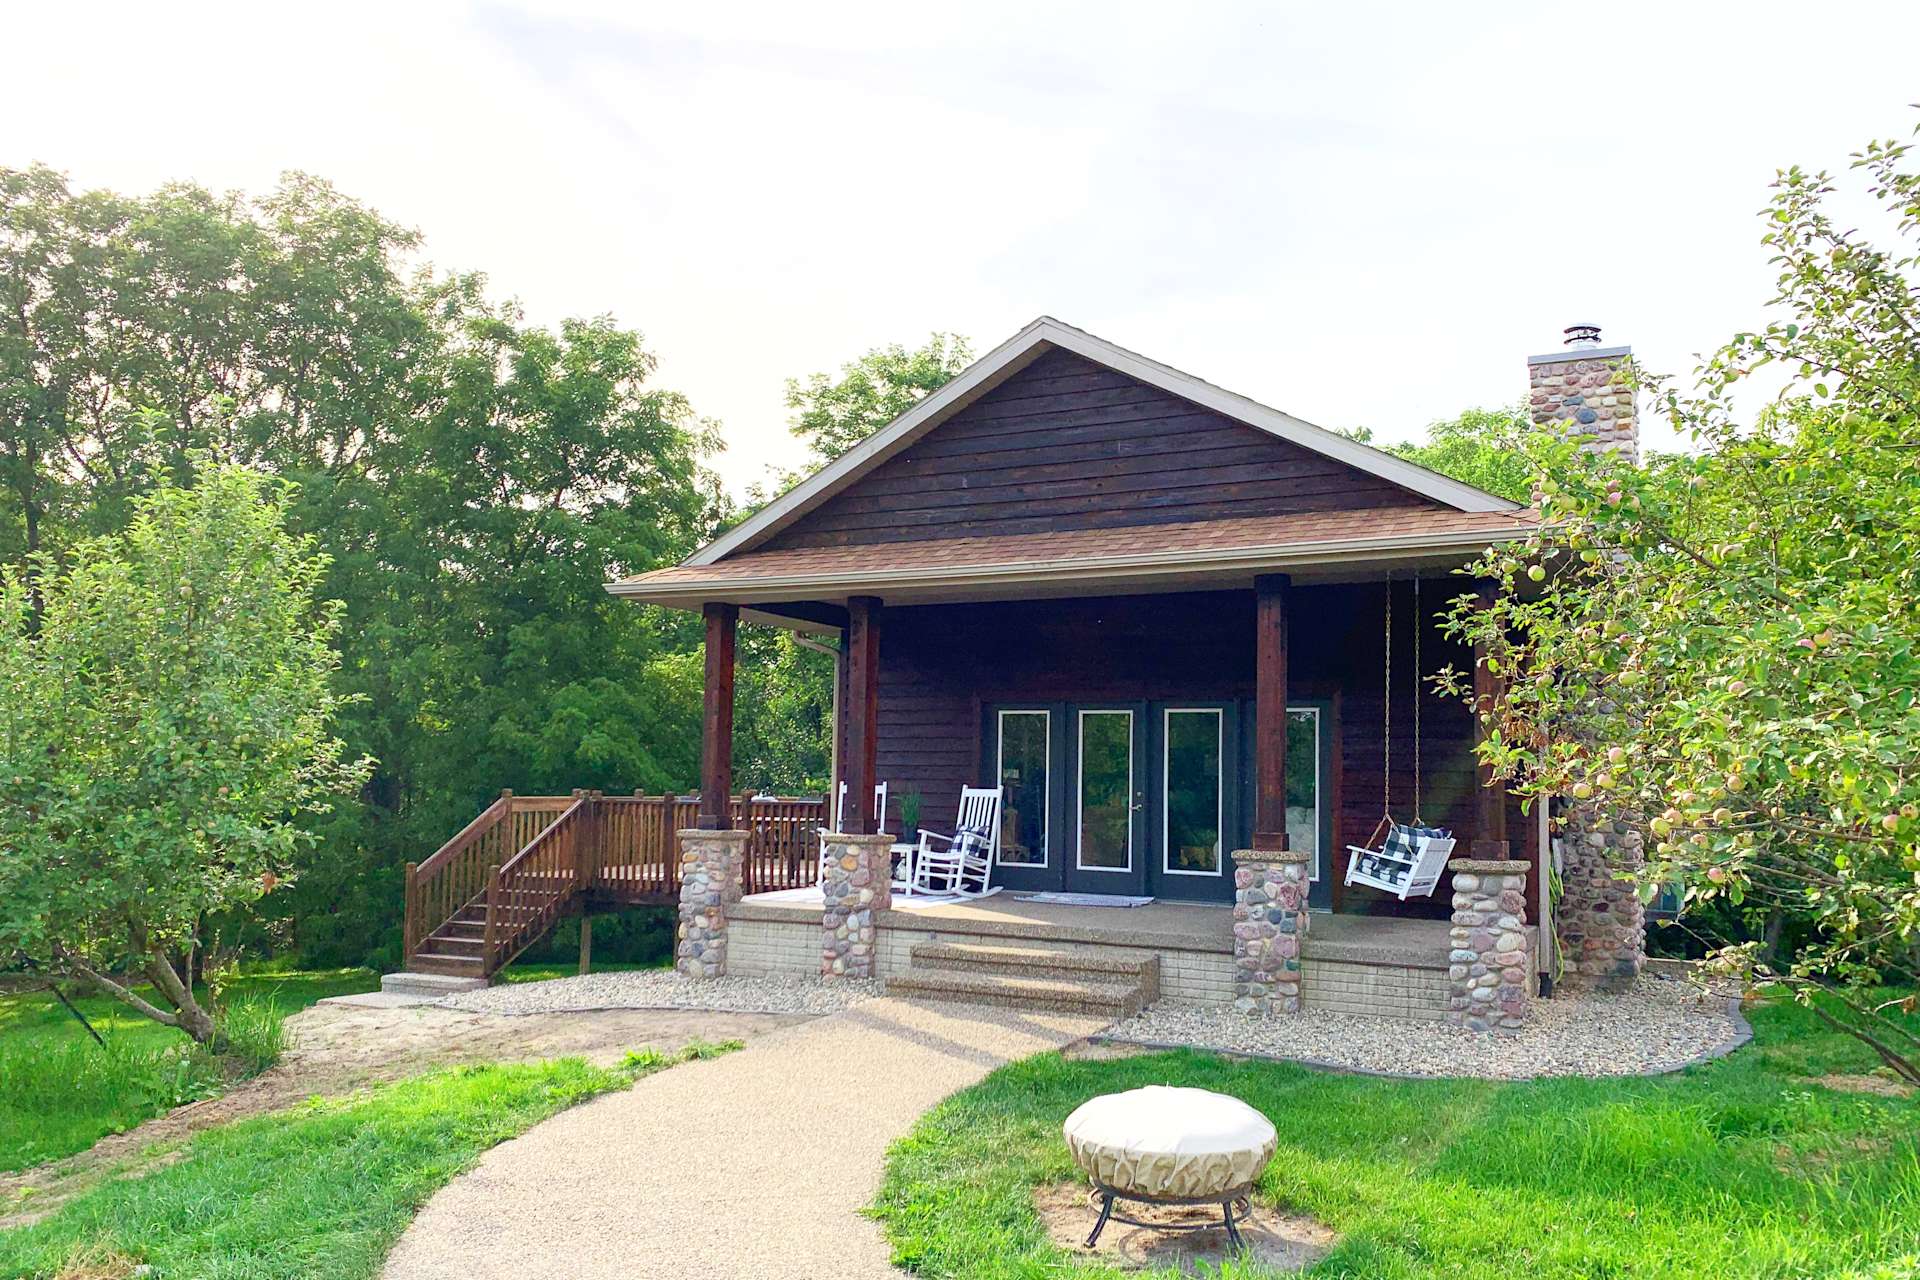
[1382,825,1418,861]
[953,826,990,860]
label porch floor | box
[733,890,1463,968]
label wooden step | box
[429,936,486,958]
[885,968,1146,1018]
[408,952,486,977]
[908,942,1159,1000]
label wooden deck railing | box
[406,789,829,972]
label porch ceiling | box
[608,506,1540,615]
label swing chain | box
[1413,575,1422,826]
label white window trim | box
[1161,708,1224,878]
[1289,706,1322,882]
[995,709,1050,868]
[1075,709,1134,873]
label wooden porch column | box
[1253,573,1291,851]
[844,596,882,834]
[1472,582,1509,857]
[698,602,738,830]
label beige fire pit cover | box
[1063,1086,1277,1198]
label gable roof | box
[690,316,1520,567]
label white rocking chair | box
[817,780,888,887]
[911,786,1002,899]
[1344,823,1455,901]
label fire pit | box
[1062,1085,1277,1249]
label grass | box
[0,1040,740,1279]
[0,968,375,1172]
[874,996,1920,1279]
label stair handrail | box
[406,792,513,963]
[484,793,594,975]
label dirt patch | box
[51,1242,144,1278]
[1815,1072,1914,1098]
[2,1002,808,1228]
[1034,1180,1336,1274]
[1060,1038,1158,1063]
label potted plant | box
[898,790,922,844]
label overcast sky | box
[7,1,1918,493]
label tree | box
[784,333,973,465]
[0,462,370,1045]
[1340,406,1535,502]
[1,166,725,968]
[1441,121,1920,1081]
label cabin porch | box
[725,890,1537,1022]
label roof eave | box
[608,523,1536,609]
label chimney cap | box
[1528,323,1630,366]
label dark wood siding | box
[853,582,1537,918]
[761,348,1438,552]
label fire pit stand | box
[1062,1084,1277,1255]
[1083,1182,1255,1249]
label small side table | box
[888,841,917,893]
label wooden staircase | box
[401,789,829,984]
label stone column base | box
[821,832,894,979]
[676,829,749,979]
[1231,848,1310,1014]
[1447,858,1531,1031]
[1555,801,1646,992]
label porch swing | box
[1343,576,1457,900]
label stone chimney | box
[1530,322,1649,994]
[1526,324,1637,463]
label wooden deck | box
[404,792,827,979]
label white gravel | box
[438,969,882,1018]
[1104,971,1748,1079]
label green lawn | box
[875,997,1920,1279]
[0,968,376,1172]
[0,1042,736,1279]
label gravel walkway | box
[382,997,1104,1280]
[438,969,882,1017]
[1105,972,1748,1079]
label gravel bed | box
[1103,972,1748,1079]
[438,970,882,1018]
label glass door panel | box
[1076,711,1134,871]
[1162,709,1223,879]
[995,710,1049,867]
[1286,708,1320,877]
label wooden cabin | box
[596,318,1562,1019]
[615,317,1541,910]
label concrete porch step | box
[908,941,1159,1000]
[381,969,490,997]
[885,967,1146,1018]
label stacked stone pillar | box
[1230,849,1310,1013]
[1446,859,1531,1031]
[1554,803,1646,991]
[675,828,748,979]
[820,832,894,979]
